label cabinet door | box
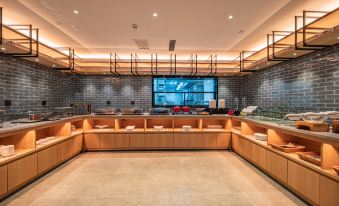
[158,134,173,148]
[252,144,266,169]
[216,133,231,148]
[130,134,144,148]
[173,134,188,148]
[232,133,241,152]
[73,135,83,153]
[8,154,37,191]
[266,150,287,183]
[38,145,59,174]
[288,161,319,205]
[188,133,204,148]
[100,134,114,149]
[320,175,339,206]
[0,165,7,197]
[242,138,253,160]
[144,133,159,148]
[84,134,100,149]
[114,134,130,149]
[203,133,217,148]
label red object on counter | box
[172,106,181,112]
[182,106,190,112]
[228,109,235,115]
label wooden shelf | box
[0,149,35,165]
[145,128,174,133]
[173,128,202,132]
[115,128,145,133]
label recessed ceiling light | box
[1,47,6,51]
[153,12,158,17]
[293,53,297,56]
[35,58,39,62]
[228,15,233,20]
[52,64,56,67]
[73,10,79,15]
[337,36,339,40]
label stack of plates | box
[254,133,268,141]
[0,145,15,157]
[182,125,192,131]
[36,137,56,145]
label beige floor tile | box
[2,151,305,206]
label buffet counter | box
[0,114,338,205]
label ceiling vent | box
[133,39,150,49]
[169,40,176,51]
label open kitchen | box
[0,0,339,205]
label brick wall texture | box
[0,44,338,120]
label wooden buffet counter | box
[0,114,338,205]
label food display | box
[0,145,15,157]
[182,125,192,131]
[254,133,267,141]
[297,152,321,166]
[153,126,164,131]
[94,125,109,129]
[125,126,136,131]
[271,142,305,153]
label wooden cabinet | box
[114,134,130,149]
[252,144,266,170]
[60,136,82,161]
[0,165,7,197]
[173,133,188,148]
[188,133,204,148]
[37,145,59,174]
[288,161,320,205]
[232,133,241,153]
[320,175,339,206]
[130,134,144,148]
[144,134,159,148]
[203,133,217,148]
[242,138,253,160]
[100,134,114,149]
[158,134,173,148]
[8,154,37,191]
[216,133,231,148]
[73,135,83,154]
[266,150,287,183]
[84,133,100,149]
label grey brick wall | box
[243,44,339,113]
[73,75,152,111]
[0,55,76,120]
[218,76,244,108]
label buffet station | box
[0,105,338,205]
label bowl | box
[182,125,192,131]
[125,126,136,131]
[154,126,164,131]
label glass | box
[153,78,216,92]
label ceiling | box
[0,0,339,60]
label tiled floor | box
[1,151,306,206]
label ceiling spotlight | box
[293,53,297,56]
[337,36,339,40]
[52,64,56,67]
[153,12,158,17]
[1,47,6,51]
[35,58,39,62]
[73,10,79,15]
[228,15,233,20]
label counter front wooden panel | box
[38,144,59,174]
[8,154,37,191]
[188,133,204,148]
[320,175,339,206]
[100,134,115,149]
[130,134,145,148]
[288,160,320,205]
[203,133,217,148]
[0,165,7,197]
[216,133,231,148]
[84,134,100,149]
[173,134,188,148]
[266,150,287,183]
[252,143,266,170]
[114,134,129,149]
